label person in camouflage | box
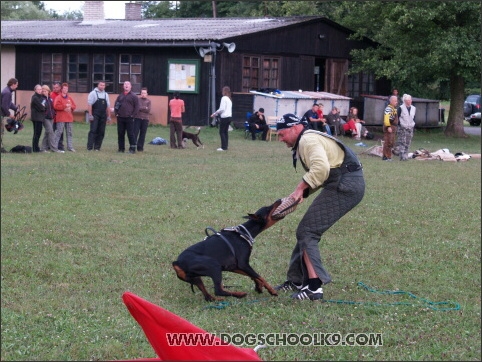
[394,94,416,161]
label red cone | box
[121,292,262,361]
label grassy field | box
[1,122,480,361]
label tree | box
[332,1,481,138]
[1,1,50,20]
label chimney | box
[82,1,105,23]
[125,2,142,20]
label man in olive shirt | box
[274,114,365,300]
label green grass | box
[1,123,481,361]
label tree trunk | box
[444,72,467,138]
[212,1,217,18]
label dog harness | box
[222,225,255,247]
[204,225,255,258]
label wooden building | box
[0,1,389,126]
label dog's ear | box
[245,213,261,221]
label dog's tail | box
[196,127,201,135]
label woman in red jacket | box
[53,83,76,152]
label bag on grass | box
[148,137,167,145]
[10,145,32,153]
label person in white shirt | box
[210,86,232,151]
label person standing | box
[274,114,365,300]
[40,85,62,153]
[385,88,402,108]
[30,84,46,152]
[382,95,399,161]
[168,92,185,149]
[395,94,416,161]
[114,81,139,154]
[87,81,111,151]
[248,107,269,141]
[134,87,151,152]
[1,78,19,153]
[53,83,76,152]
[211,86,232,151]
[51,81,65,151]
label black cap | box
[276,114,308,130]
[259,108,264,113]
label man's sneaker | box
[274,280,302,292]
[291,286,323,301]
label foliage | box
[331,1,481,137]
[1,1,82,20]
[1,123,481,361]
[1,1,50,20]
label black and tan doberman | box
[172,199,284,301]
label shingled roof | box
[1,16,322,45]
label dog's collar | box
[222,225,255,247]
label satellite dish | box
[222,42,236,53]
[199,47,211,57]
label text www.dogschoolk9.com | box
[167,332,383,347]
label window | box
[67,53,89,92]
[119,54,142,94]
[39,52,144,93]
[262,58,279,89]
[93,53,116,93]
[348,71,375,98]
[242,56,280,92]
[41,53,63,85]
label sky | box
[43,1,129,19]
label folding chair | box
[266,116,279,141]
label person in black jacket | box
[30,84,46,152]
[114,81,140,154]
[248,107,269,141]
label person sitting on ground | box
[302,104,320,131]
[325,107,345,136]
[248,107,269,141]
[345,107,369,140]
[342,115,358,138]
[314,103,332,135]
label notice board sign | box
[167,59,200,94]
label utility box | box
[362,94,441,127]
[251,90,352,119]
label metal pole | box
[211,45,217,117]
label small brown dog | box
[182,127,204,149]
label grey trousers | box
[286,170,365,286]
